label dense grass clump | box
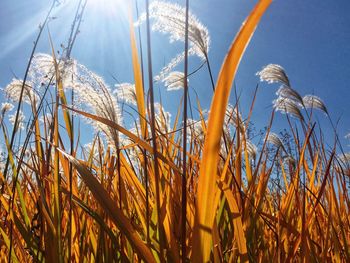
[0,0,349,262]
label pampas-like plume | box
[4,79,39,105]
[154,102,171,134]
[302,95,328,114]
[29,53,77,88]
[257,64,290,87]
[273,97,303,120]
[113,83,137,105]
[266,132,286,152]
[225,103,245,133]
[136,1,210,80]
[1,103,14,114]
[9,110,25,130]
[245,140,258,160]
[276,85,303,105]
[72,63,122,151]
[187,118,205,143]
[162,71,187,91]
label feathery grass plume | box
[273,97,304,120]
[4,79,39,105]
[9,110,25,130]
[1,103,14,114]
[266,132,286,152]
[162,71,187,91]
[136,0,210,80]
[72,63,122,151]
[113,83,137,105]
[154,102,171,133]
[257,64,290,87]
[187,118,205,143]
[29,53,77,88]
[276,85,303,105]
[244,140,258,160]
[225,103,245,133]
[302,95,328,114]
[39,113,53,125]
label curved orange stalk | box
[192,0,272,262]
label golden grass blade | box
[129,5,147,139]
[53,94,63,263]
[192,0,272,261]
[49,31,73,140]
[58,149,157,263]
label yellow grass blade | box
[192,0,272,261]
[129,5,147,139]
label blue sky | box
[0,0,349,149]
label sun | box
[88,0,129,18]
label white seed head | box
[114,83,137,105]
[1,103,14,114]
[276,85,303,105]
[273,97,303,120]
[302,95,328,114]
[154,102,171,133]
[257,64,290,87]
[244,140,258,160]
[137,1,210,80]
[162,71,188,91]
[4,79,39,105]
[266,132,285,152]
[9,110,25,130]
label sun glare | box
[88,0,128,18]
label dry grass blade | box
[129,5,147,138]
[192,0,272,261]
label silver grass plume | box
[256,64,290,87]
[29,53,77,88]
[302,95,328,114]
[136,1,210,80]
[113,83,137,106]
[39,113,53,125]
[154,102,171,134]
[273,97,304,120]
[187,118,205,143]
[72,63,122,151]
[266,132,286,152]
[244,140,258,160]
[162,71,188,91]
[26,53,122,150]
[1,103,14,115]
[4,79,39,105]
[9,110,25,130]
[276,85,303,105]
[225,103,245,134]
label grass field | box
[0,0,349,262]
